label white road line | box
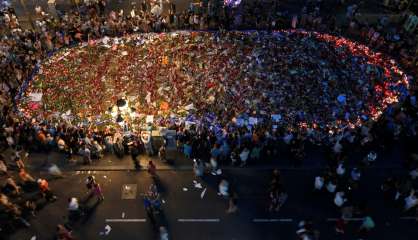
[178,218,220,222]
[105,219,146,222]
[327,218,363,221]
[253,218,293,222]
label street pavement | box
[6,162,418,240]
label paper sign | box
[235,118,245,127]
[146,115,154,123]
[248,117,258,125]
[271,114,282,122]
[185,121,195,130]
[29,92,43,102]
[184,103,195,111]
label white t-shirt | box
[219,181,229,196]
[336,164,346,175]
[334,192,346,207]
[314,176,324,190]
[68,198,79,210]
[239,149,250,162]
[405,194,418,210]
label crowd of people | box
[0,0,418,239]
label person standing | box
[131,142,141,170]
[67,197,81,222]
[47,0,58,19]
[83,145,92,165]
[158,144,167,162]
[358,216,375,239]
[141,131,154,156]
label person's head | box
[56,224,66,232]
[273,169,280,177]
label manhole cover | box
[121,184,137,200]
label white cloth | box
[151,4,162,17]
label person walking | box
[56,224,74,240]
[160,226,169,240]
[37,178,57,202]
[143,195,156,226]
[226,193,238,214]
[148,160,157,178]
[269,189,280,212]
[218,179,229,197]
[83,145,92,165]
[86,176,104,201]
[193,159,205,177]
[93,179,104,201]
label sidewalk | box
[21,140,408,172]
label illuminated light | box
[224,0,242,7]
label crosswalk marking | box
[106,219,146,222]
[327,218,363,221]
[253,218,293,222]
[178,218,220,222]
